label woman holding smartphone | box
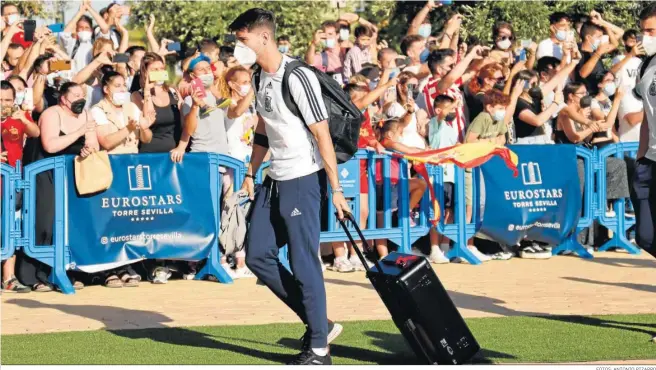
[130,52,183,284]
[131,52,182,155]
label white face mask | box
[642,34,656,56]
[492,110,506,122]
[14,91,26,105]
[6,14,19,26]
[339,29,350,41]
[77,31,92,42]
[198,73,214,88]
[496,39,512,50]
[324,38,336,49]
[236,84,250,97]
[111,91,130,106]
[555,30,567,42]
[602,82,617,97]
[234,41,257,66]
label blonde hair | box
[221,66,250,98]
[92,38,114,58]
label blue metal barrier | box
[2,144,644,289]
[595,143,640,254]
[1,162,19,261]
[551,147,596,258]
[193,154,247,284]
[427,165,484,264]
[22,156,74,293]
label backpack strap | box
[252,64,262,93]
[639,54,655,80]
[280,60,305,123]
[321,51,328,71]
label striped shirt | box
[254,55,328,181]
[421,76,466,143]
[343,44,371,81]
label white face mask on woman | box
[77,31,93,42]
[496,39,512,50]
[198,73,215,88]
[236,84,250,97]
[112,91,131,106]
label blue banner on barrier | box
[479,145,581,246]
[66,153,217,272]
[337,159,360,198]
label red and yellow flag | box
[384,143,519,226]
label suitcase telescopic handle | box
[337,212,384,273]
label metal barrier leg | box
[195,246,234,283]
[552,228,594,259]
[598,198,641,254]
[445,169,480,265]
[50,160,74,294]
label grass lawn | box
[2,314,655,365]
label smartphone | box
[601,35,609,44]
[439,0,453,4]
[166,42,181,52]
[406,83,416,101]
[637,34,644,43]
[22,88,34,110]
[49,60,72,72]
[149,70,169,82]
[23,20,36,42]
[47,23,65,33]
[112,53,129,63]
[224,34,237,43]
[521,39,532,48]
[191,78,207,99]
[523,80,531,90]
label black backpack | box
[254,60,363,164]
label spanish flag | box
[384,143,519,226]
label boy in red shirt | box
[1,80,39,293]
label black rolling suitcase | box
[338,213,480,365]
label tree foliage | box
[127,0,649,57]
[128,0,337,55]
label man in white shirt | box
[618,93,644,142]
[536,12,572,61]
[230,8,350,365]
[635,4,656,271]
[611,30,645,90]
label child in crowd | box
[374,117,427,259]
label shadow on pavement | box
[563,277,656,294]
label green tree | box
[128,0,338,56]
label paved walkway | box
[2,252,655,336]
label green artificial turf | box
[2,314,655,365]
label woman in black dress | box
[130,52,184,284]
[17,82,99,292]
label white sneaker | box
[488,251,513,261]
[330,257,355,273]
[221,263,237,279]
[469,246,491,262]
[152,267,172,284]
[349,256,367,271]
[234,266,256,279]
[428,249,449,264]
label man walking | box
[634,3,656,343]
[230,8,351,365]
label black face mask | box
[528,86,543,101]
[444,112,457,123]
[69,98,86,114]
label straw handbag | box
[74,151,113,195]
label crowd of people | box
[1,0,655,294]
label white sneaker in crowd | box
[518,244,552,259]
[234,266,256,279]
[330,257,355,273]
[221,263,237,279]
[487,251,513,261]
[428,248,450,264]
[469,246,491,262]
[152,267,172,284]
[349,256,373,271]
